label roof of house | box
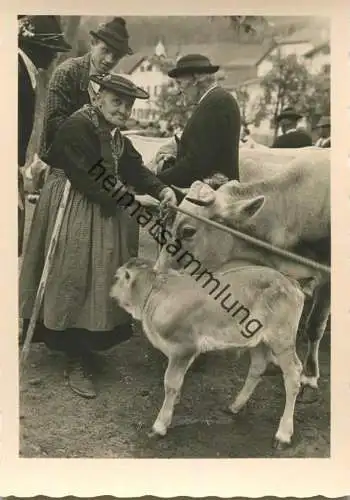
[255,23,330,66]
[116,41,267,74]
[303,41,330,58]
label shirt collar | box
[285,128,297,134]
[18,48,38,90]
[198,83,219,104]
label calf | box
[110,257,305,449]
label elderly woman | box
[19,73,177,399]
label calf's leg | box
[229,344,268,414]
[150,351,197,437]
[274,348,302,448]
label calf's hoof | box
[148,421,168,438]
[147,429,164,439]
[272,437,292,451]
[222,404,245,417]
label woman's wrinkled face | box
[90,39,124,73]
[96,89,134,128]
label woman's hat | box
[90,73,149,100]
[276,106,303,122]
[18,16,72,52]
[315,116,330,128]
[90,17,133,56]
[168,54,220,78]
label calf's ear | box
[236,195,265,220]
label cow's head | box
[155,181,266,274]
[155,180,323,289]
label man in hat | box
[314,116,331,148]
[155,53,241,189]
[271,106,312,149]
[18,15,72,257]
[39,17,133,156]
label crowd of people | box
[18,15,330,399]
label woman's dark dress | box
[19,104,166,351]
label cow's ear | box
[237,195,265,219]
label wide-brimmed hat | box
[315,116,330,128]
[90,73,149,99]
[168,54,220,78]
[276,106,303,122]
[90,17,133,56]
[18,15,72,52]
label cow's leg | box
[274,348,302,449]
[150,351,196,437]
[301,281,330,391]
[228,344,268,414]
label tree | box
[258,52,313,136]
[302,64,330,128]
[153,56,193,130]
[234,86,262,127]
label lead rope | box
[157,201,331,276]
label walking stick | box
[20,179,72,370]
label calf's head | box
[110,257,156,320]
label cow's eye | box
[125,270,130,280]
[181,226,197,239]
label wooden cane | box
[20,179,72,369]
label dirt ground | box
[19,202,330,458]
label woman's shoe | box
[65,356,97,399]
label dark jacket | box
[44,107,167,217]
[18,54,36,167]
[271,129,312,149]
[39,53,91,156]
[157,86,241,188]
[18,53,37,256]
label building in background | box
[115,23,329,142]
[230,24,330,143]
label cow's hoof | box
[272,437,292,451]
[298,384,319,404]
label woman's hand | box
[159,187,178,209]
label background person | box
[314,116,331,148]
[19,74,177,399]
[271,106,312,148]
[18,15,71,256]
